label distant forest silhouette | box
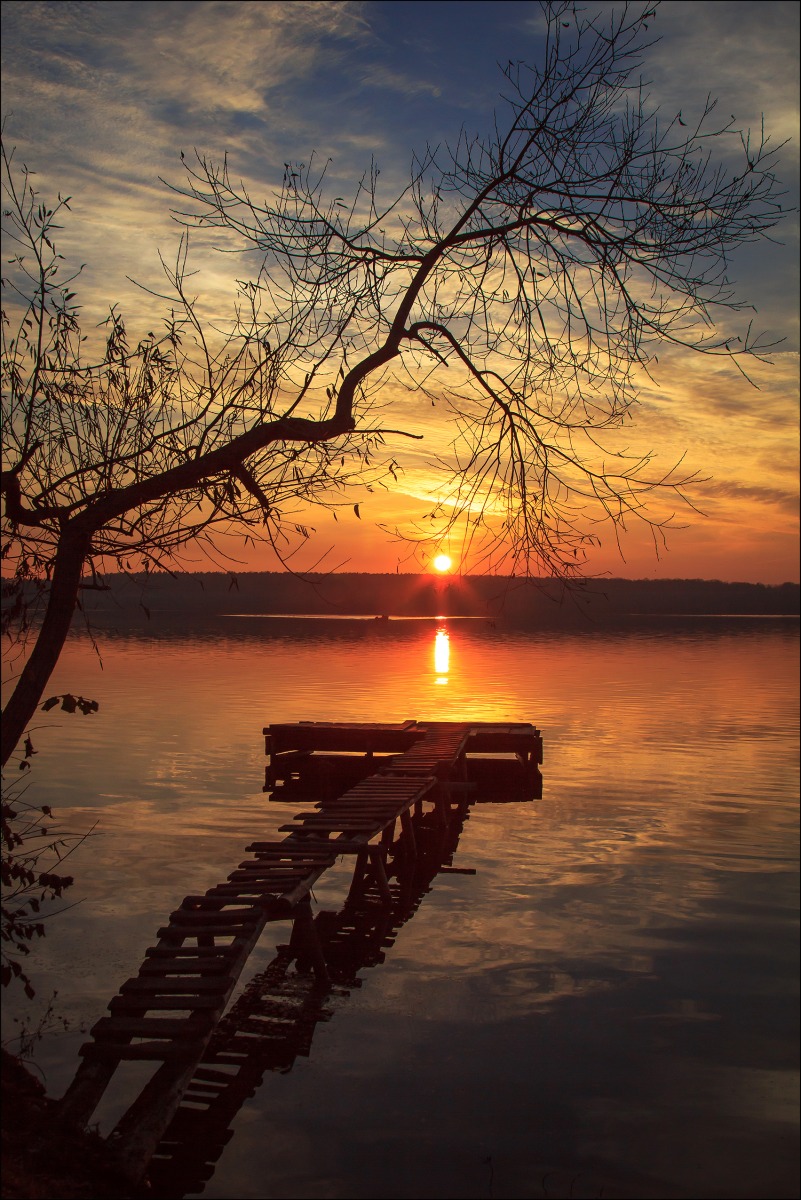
[72,572,800,623]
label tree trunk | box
[1,527,90,768]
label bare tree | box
[1,1,787,767]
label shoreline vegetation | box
[62,573,801,624]
[1,1050,137,1200]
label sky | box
[2,0,799,583]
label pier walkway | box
[57,720,542,1184]
[148,795,475,1196]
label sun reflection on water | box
[434,627,450,681]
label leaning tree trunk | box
[1,527,90,769]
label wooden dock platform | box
[265,719,542,797]
[57,719,542,1184]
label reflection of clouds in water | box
[471,960,629,1016]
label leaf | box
[41,697,60,712]
[60,694,77,713]
[353,504,361,519]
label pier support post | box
[400,809,417,863]
[291,898,330,985]
[368,846,393,906]
[345,845,370,907]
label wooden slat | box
[244,842,337,856]
[109,995,223,1013]
[321,838,376,853]
[120,977,231,995]
[139,959,230,976]
[92,1017,213,1040]
[156,926,245,940]
[228,865,315,876]
[266,721,421,753]
[193,1067,242,1084]
[79,1041,197,1062]
[277,822,377,834]
[144,946,238,960]
[211,883,300,896]
[293,809,402,820]
[168,909,260,926]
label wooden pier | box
[57,719,542,1185]
[148,794,476,1196]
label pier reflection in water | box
[148,790,478,1197]
[57,714,542,1191]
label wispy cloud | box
[358,63,442,99]
[647,0,800,157]
[696,479,800,515]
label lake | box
[2,615,799,1199]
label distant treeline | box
[63,571,801,622]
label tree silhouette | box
[1,1,787,766]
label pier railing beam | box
[109,1056,210,1184]
[57,1058,120,1130]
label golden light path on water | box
[434,627,450,679]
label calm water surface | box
[3,617,799,1199]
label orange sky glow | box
[2,2,798,584]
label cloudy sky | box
[2,0,798,582]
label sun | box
[432,553,453,573]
